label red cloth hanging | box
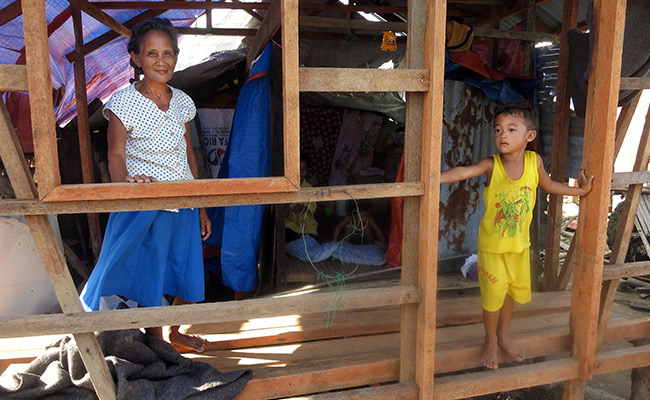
[386,152,405,268]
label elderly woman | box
[81,17,210,352]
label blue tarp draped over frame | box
[218,43,273,292]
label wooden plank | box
[415,1,446,398]
[603,261,650,280]
[594,344,650,375]
[42,177,295,202]
[0,182,425,215]
[614,92,642,160]
[71,0,102,261]
[0,64,28,92]
[544,0,579,291]
[92,1,408,14]
[399,0,426,385]
[434,358,580,400]
[0,0,21,27]
[247,0,281,68]
[22,0,61,198]
[236,354,400,400]
[620,77,650,90]
[564,0,626,392]
[299,68,429,93]
[281,382,419,400]
[299,15,407,33]
[0,285,420,338]
[175,27,257,36]
[80,0,130,38]
[473,27,558,43]
[71,333,116,400]
[281,0,301,188]
[612,171,650,186]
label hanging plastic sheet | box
[218,43,273,293]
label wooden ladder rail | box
[0,0,116,398]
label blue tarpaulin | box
[218,43,273,292]
[0,0,205,127]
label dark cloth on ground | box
[0,329,252,400]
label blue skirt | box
[81,209,204,311]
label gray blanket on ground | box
[0,329,252,400]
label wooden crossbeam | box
[434,358,580,400]
[299,15,407,33]
[79,0,130,38]
[0,182,425,215]
[612,171,650,187]
[0,0,21,27]
[0,65,28,91]
[277,383,419,400]
[175,27,257,36]
[0,285,421,338]
[299,68,429,93]
[604,261,650,280]
[473,26,558,43]
[594,343,650,375]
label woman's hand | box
[127,174,158,183]
[199,208,212,241]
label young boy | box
[440,104,594,370]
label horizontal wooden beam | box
[0,182,424,215]
[611,171,650,186]
[620,77,650,90]
[300,68,429,93]
[593,343,650,375]
[176,27,257,36]
[0,64,28,92]
[0,285,420,338]
[603,261,650,280]
[299,15,407,33]
[42,176,296,202]
[473,27,558,43]
[91,1,408,13]
[433,358,580,399]
[80,0,130,38]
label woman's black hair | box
[127,17,179,76]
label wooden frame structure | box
[2,0,650,399]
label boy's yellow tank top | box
[477,151,539,253]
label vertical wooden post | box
[563,0,626,398]
[22,0,61,199]
[613,92,642,160]
[544,0,579,291]
[281,0,300,188]
[419,0,446,398]
[487,6,501,69]
[522,0,536,77]
[400,0,425,385]
[71,0,103,261]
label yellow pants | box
[477,249,531,312]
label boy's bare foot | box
[168,330,207,353]
[497,333,525,362]
[480,338,499,370]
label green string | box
[318,271,346,328]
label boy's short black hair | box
[494,104,539,131]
